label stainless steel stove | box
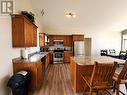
[52,40,64,63]
[53,47,64,63]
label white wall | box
[0,16,20,95]
[86,31,121,55]
[0,0,42,94]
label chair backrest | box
[100,50,108,56]
[90,61,117,87]
[109,49,116,54]
[119,51,127,60]
[117,60,127,83]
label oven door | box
[53,52,63,63]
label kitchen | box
[11,14,89,93]
[10,14,96,95]
[39,34,91,64]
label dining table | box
[70,55,125,93]
[107,53,119,58]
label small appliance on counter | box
[64,46,71,51]
[40,46,49,52]
[20,48,28,59]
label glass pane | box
[124,39,127,50]
[55,53,62,58]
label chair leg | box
[116,84,119,95]
[113,81,116,92]
[89,88,92,95]
[125,83,127,91]
[83,85,86,95]
[115,83,126,95]
[96,90,99,95]
[83,83,89,95]
[106,89,112,95]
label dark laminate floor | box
[31,64,126,95]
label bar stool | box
[113,60,127,95]
[81,61,117,95]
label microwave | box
[53,40,64,46]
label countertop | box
[12,52,49,63]
[71,56,125,66]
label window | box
[122,34,127,50]
[123,39,127,50]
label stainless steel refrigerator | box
[74,41,85,56]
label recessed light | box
[65,12,76,18]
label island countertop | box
[71,56,125,66]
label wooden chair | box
[112,60,127,95]
[119,51,127,60]
[81,61,117,95]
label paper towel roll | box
[20,49,28,59]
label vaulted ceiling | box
[31,0,127,34]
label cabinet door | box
[64,35,72,46]
[72,35,84,41]
[12,17,24,47]
[49,52,53,64]
[48,35,54,46]
[32,25,37,46]
[28,65,38,89]
[64,52,72,63]
[36,60,43,88]
[24,19,33,47]
[45,53,50,69]
[39,33,44,47]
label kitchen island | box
[70,56,125,93]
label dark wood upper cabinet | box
[48,35,64,46]
[72,34,84,41]
[64,35,72,46]
[48,35,72,46]
[48,34,84,46]
[12,15,38,47]
[48,35,54,46]
[39,33,45,47]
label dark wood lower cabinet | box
[49,52,53,64]
[12,53,51,90]
[64,51,72,63]
[13,60,43,90]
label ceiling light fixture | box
[65,12,76,18]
